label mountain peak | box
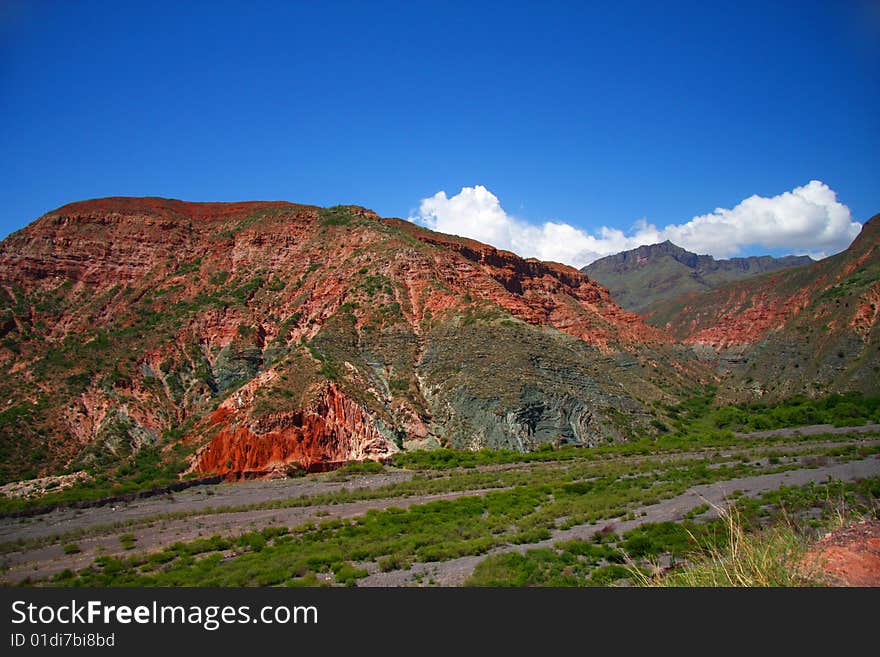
[582,242,813,313]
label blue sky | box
[1,1,878,262]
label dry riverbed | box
[2,427,878,586]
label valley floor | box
[359,453,880,586]
[1,425,878,587]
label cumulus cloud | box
[411,181,861,268]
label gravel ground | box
[0,470,414,546]
[735,423,880,439]
[3,437,871,550]
[358,454,880,586]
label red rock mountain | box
[0,198,703,482]
[4,198,874,484]
[645,214,880,399]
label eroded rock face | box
[8,197,876,481]
[0,471,91,500]
[671,287,813,350]
[850,280,880,339]
[188,383,398,479]
[385,219,669,351]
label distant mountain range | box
[581,241,813,314]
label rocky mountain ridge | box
[0,198,701,482]
[644,215,880,399]
[581,240,813,314]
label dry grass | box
[630,504,824,587]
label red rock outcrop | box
[680,287,812,349]
[850,280,880,339]
[384,218,670,350]
[801,520,880,586]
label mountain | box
[581,241,813,314]
[644,215,880,399]
[0,198,705,483]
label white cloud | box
[411,181,861,268]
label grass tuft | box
[630,505,822,587]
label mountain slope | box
[582,241,813,314]
[0,198,704,483]
[644,215,880,399]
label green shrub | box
[332,562,368,586]
[118,534,137,550]
[589,565,633,586]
